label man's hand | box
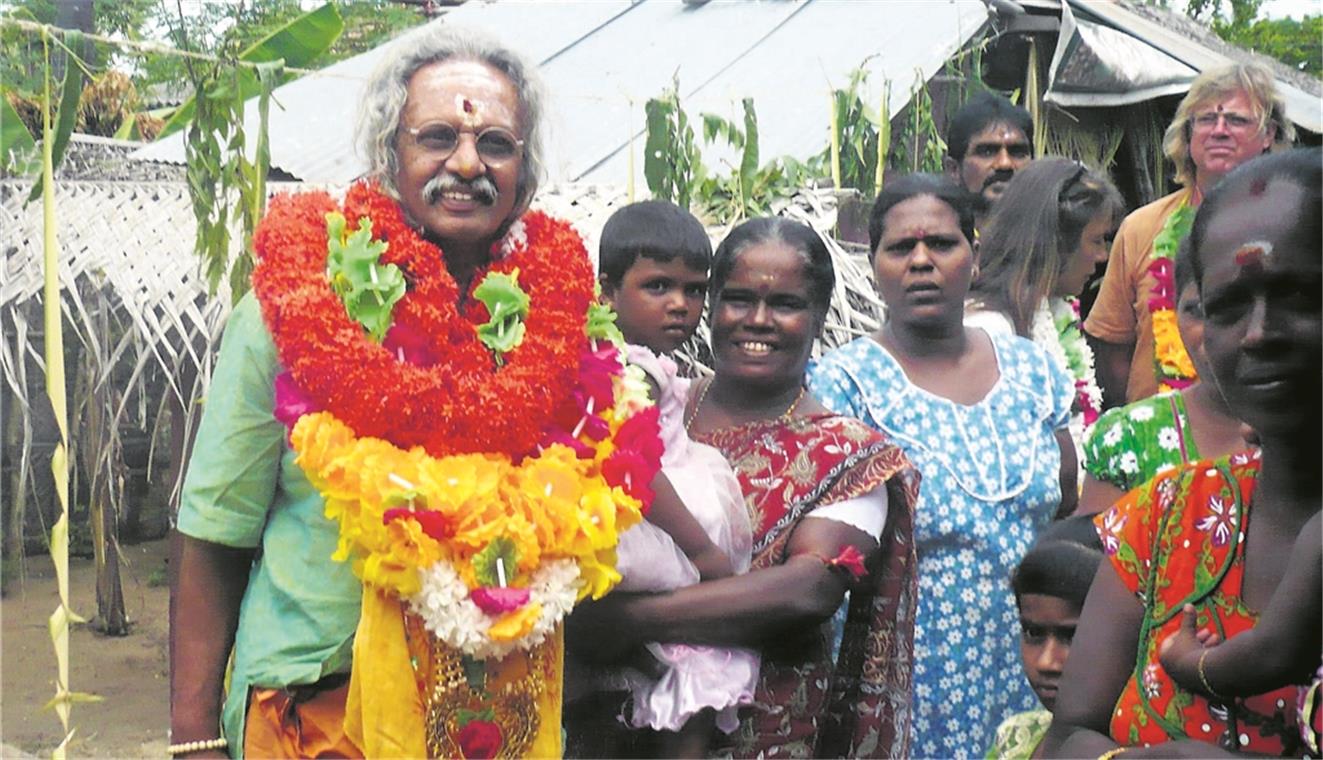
[1158,604,1221,696]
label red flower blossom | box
[469,586,530,615]
[250,182,596,459]
[456,719,503,760]
[827,545,868,580]
[382,321,439,367]
[602,406,663,506]
[273,371,317,436]
[382,507,454,542]
[1146,257,1175,311]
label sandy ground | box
[2,539,170,758]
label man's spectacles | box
[1190,111,1259,134]
[402,121,524,166]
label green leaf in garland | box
[586,302,626,346]
[1151,204,1195,260]
[325,211,404,342]
[586,283,626,346]
[457,706,496,727]
[472,536,518,589]
[474,269,530,356]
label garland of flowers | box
[1031,296,1102,427]
[1147,203,1198,393]
[254,180,660,660]
[251,181,597,458]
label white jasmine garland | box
[1031,298,1103,425]
[407,558,582,661]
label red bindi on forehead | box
[1233,241,1273,273]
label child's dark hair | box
[598,200,713,288]
[1011,515,1105,610]
[868,173,979,257]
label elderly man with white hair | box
[169,26,645,759]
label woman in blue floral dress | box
[809,174,1075,758]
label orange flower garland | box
[251,181,595,457]
[1147,203,1198,393]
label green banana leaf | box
[25,30,85,202]
[1,91,40,175]
[155,2,343,139]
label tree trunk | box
[84,288,128,635]
[53,0,95,75]
[2,369,25,597]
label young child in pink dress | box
[596,200,757,756]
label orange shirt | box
[1084,190,1192,402]
[1096,451,1305,755]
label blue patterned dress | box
[809,332,1074,759]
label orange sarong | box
[244,680,362,759]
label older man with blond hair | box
[1085,62,1293,404]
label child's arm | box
[648,472,734,581]
[1160,513,1321,697]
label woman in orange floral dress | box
[1042,148,1321,758]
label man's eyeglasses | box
[402,121,524,166]
[1190,111,1259,134]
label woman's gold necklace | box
[684,377,805,433]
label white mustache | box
[423,173,498,206]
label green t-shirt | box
[176,293,361,757]
[1083,391,1198,494]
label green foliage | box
[1181,0,1320,75]
[184,58,283,302]
[1222,15,1322,75]
[643,77,705,211]
[473,270,530,357]
[2,92,40,175]
[2,26,85,197]
[473,537,518,589]
[326,212,404,342]
[824,64,888,195]
[644,84,815,223]
[896,69,946,174]
[157,2,344,139]
[3,1,422,109]
[26,29,83,202]
[2,0,61,95]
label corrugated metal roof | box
[132,0,991,186]
[1067,0,1322,133]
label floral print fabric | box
[1096,449,1305,755]
[984,709,1051,760]
[694,413,921,759]
[1083,392,1196,493]
[810,332,1074,759]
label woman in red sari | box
[1042,149,1322,758]
[567,218,920,758]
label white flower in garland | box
[408,558,582,661]
[1031,297,1103,428]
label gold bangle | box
[167,737,228,756]
[1098,747,1129,760]
[1197,649,1223,699]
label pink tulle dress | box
[608,345,759,734]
